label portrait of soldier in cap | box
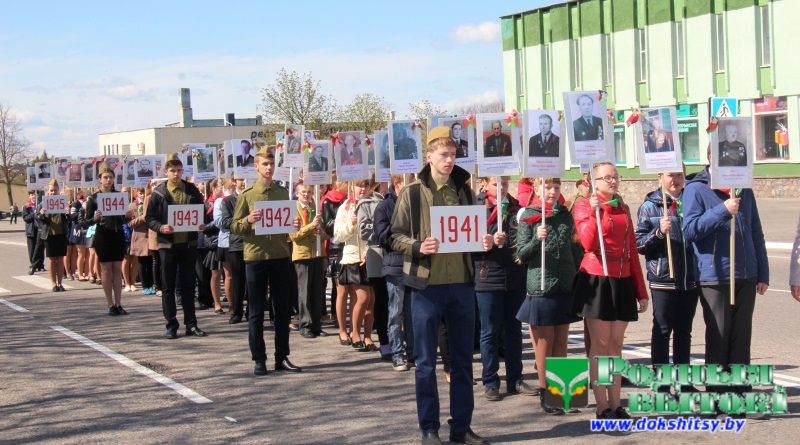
[718,124,748,167]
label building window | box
[675,104,700,162]
[604,34,613,85]
[614,125,626,165]
[754,96,789,161]
[517,48,526,97]
[544,44,552,93]
[121,144,130,155]
[676,22,685,77]
[572,39,581,88]
[638,29,647,82]
[715,14,725,72]
[760,5,771,66]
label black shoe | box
[28,266,34,275]
[614,406,631,419]
[185,326,207,337]
[229,315,242,324]
[301,331,316,339]
[540,391,562,414]
[164,329,178,339]
[254,360,267,376]
[116,305,128,315]
[53,286,60,292]
[596,408,615,419]
[315,330,330,337]
[198,303,210,310]
[449,429,489,445]
[289,324,299,331]
[57,285,66,292]
[421,432,443,445]
[108,306,119,316]
[275,358,302,372]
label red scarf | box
[486,195,508,226]
[521,196,563,224]
[322,188,347,204]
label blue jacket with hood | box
[681,167,768,285]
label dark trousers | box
[699,281,757,393]
[26,236,36,264]
[438,320,450,373]
[227,250,246,318]
[246,258,291,362]
[32,236,45,269]
[650,288,699,366]
[295,257,326,334]
[138,255,153,289]
[369,276,390,345]
[150,249,162,291]
[159,245,198,331]
[476,289,525,389]
[196,250,213,307]
[411,283,475,435]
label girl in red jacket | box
[570,162,649,419]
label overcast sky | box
[0,0,552,157]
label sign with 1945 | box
[430,205,487,254]
[97,192,129,216]
[254,200,297,235]
[43,195,69,215]
[168,204,204,232]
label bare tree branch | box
[260,69,339,126]
[336,93,392,135]
[454,99,506,115]
[0,101,34,204]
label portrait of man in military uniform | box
[392,123,418,161]
[718,125,748,167]
[571,94,604,141]
[529,114,560,157]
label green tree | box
[0,101,33,204]
[260,69,339,125]
[337,93,392,135]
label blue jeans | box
[411,283,475,435]
[386,275,413,361]
[476,289,525,390]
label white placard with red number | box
[430,205,487,254]
[254,200,297,235]
[43,195,68,215]
[168,204,204,232]
[97,192,129,216]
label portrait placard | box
[283,125,305,168]
[65,159,83,189]
[254,200,298,235]
[35,162,52,187]
[271,139,291,183]
[222,140,235,177]
[26,167,40,190]
[303,140,332,186]
[522,110,565,178]
[710,117,754,189]
[440,116,475,170]
[54,157,70,183]
[388,121,423,175]
[428,114,451,132]
[374,130,391,182]
[634,107,683,174]
[430,206,487,254]
[335,131,369,181]
[231,139,256,180]
[97,192,129,216]
[135,155,166,188]
[81,160,96,188]
[476,113,521,176]
[191,147,218,182]
[121,157,137,187]
[168,204,204,232]
[94,157,123,188]
[563,91,615,163]
[43,195,68,215]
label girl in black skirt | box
[570,163,649,419]
[81,165,128,316]
[516,177,583,413]
[37,179,69,292]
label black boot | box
[540,390,564,415]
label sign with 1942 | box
[254,200,297,235]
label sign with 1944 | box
[97,192,129,216]
[168,204,204,232]
[254,200,297,235]
[430,205,487,254]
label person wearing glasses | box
[570,162,648,420]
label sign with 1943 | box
[168,204,204,232]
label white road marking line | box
[0,287,10,293]
[0,299,29,312]
[13,275,73,290]
[768,289,790,293]
[766,242,792,250]
[0,240,27,247]
[50,325,212,404]
[567,335,800,388]
[224,416,238,423]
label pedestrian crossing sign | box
[710,97,738,118]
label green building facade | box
[501,0,799,177]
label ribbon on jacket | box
[485,195,508,226]
[520,196,560,224]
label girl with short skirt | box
[570,162,649,419]
[516,177,582,413]
[81,165,128,315]
[36,179,69,292]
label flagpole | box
[730,200,736,305]
[316,184,322,258]
[589,165,609,276]
[540,178,546,291]
[496,175,503,234]
[661,183,675,279]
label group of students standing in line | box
[23,131,799,445]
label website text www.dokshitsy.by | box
[590,416,746,433]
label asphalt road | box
[1,198,799,444]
